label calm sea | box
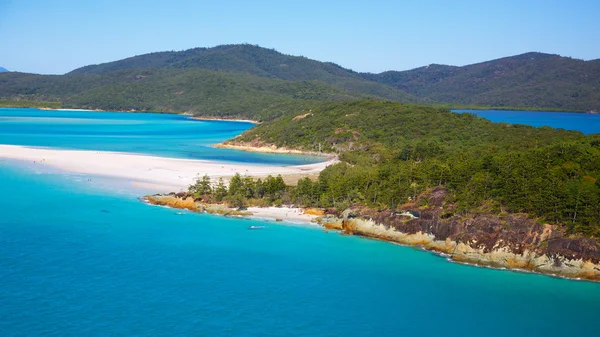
[0,108,322,165]
[453,109,600,134]
[1,108,599,336]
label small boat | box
[248,225,266,230]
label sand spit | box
[0,145,338,192]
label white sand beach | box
[0,145,338,192]
[246,206,318,224]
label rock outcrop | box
[317,187,600,281]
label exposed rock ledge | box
[318,188,600,282]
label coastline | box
[190,116,261,124]
[0,145,338,192]
[140,194,320,225]
[32,107,262,122]
[144,192,600,283]
[144,194,319,225]
[214,143,336,158]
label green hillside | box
[1,45,599,116]
[362,52,600,111]
[234,100,600,236]
[68,44,416,102]
[0,69,364,120]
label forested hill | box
[66,45,600,111]
[1,45,599,114]
[232,100,600,236]
[362,52,600,111]
[0,69,364,121]
[67,44,415,103]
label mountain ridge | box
[1,44,599,113]
[361,51,600,110]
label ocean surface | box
[1,108,600,336]
[0,108,322,165]
[453,109,600,134]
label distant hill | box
[1,45,599,115]
[0,68,367,120]
[361,52,600,111]
[68,44,415,102]
[0,67,8,73]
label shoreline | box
[143,195,319,225]
[143,194,600,283]
[0,145,338,193]
[190,116,260,124]
[31,107,263,122]
[214,143,336,158]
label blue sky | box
[1,0,598,74]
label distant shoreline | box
[189,116,260,124]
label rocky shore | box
[143,188,600,282]
[143,194,319,223]
[318,187,600,282]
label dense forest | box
[1,45,599,113]
[227,100,600,237]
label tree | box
[189,174,212,200]
[214,178,228,202]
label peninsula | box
[145,100,600,281]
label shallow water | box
[453,109,600,134]
[0,108,322,165]
[1,108,600,336]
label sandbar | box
[0,145,338,192]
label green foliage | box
[188,175,212,200]
[214,178,228,202]
[67,44,416,103]
[239,100,600,236]
[0,69,366,121]
[0,100,61,109]
[192,174,291,208]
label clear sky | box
[1,0,599,74]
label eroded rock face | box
[320,188,600,281]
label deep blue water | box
[1,108,600,336]
[453,109,600,134]
[0,108,322,165]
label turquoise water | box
[1,108,600,336]
[453,109,600,134]
[1,164,599,336]
[0,108,322,165]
